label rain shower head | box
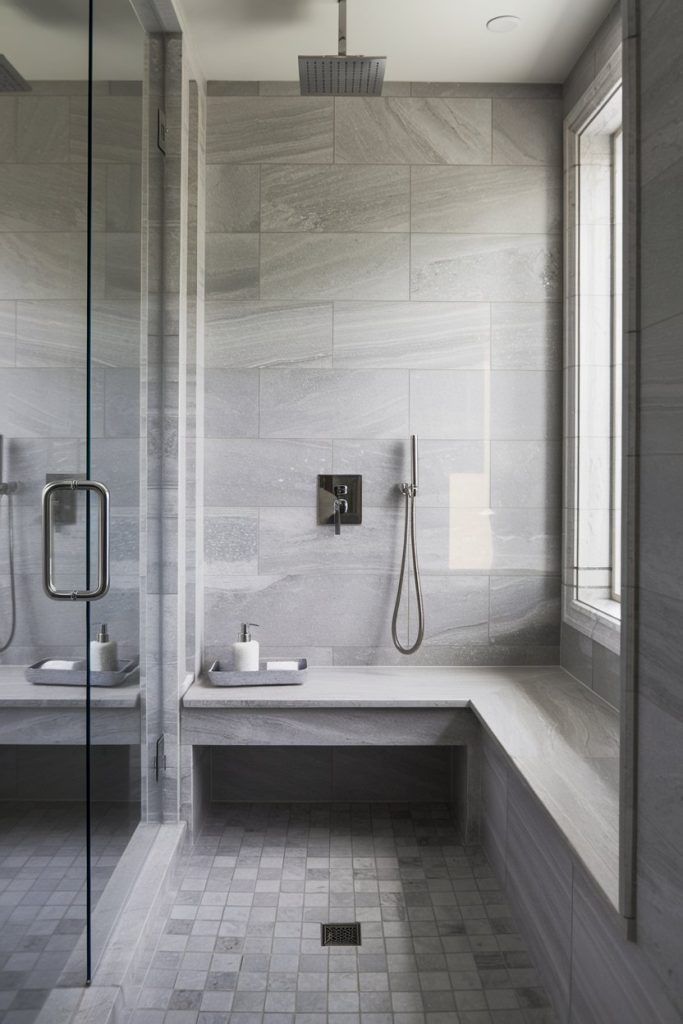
[299,0,386,96]
[0,55,30,93]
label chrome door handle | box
[42,480,110,601]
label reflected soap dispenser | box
[91,623,118,673]
[233,622,260,672]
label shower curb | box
[36,821,187,1024]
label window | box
[564,81,623,642]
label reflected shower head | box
[299,0,386,96]
[0,55,31,92]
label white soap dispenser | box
[90,623,118,673]
[233,622,260,672]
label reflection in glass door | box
[0,0,93,1005]
[0,0,146,1003]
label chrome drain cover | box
[321,922,362,946]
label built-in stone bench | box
[181,664,619,908]
[183,665,683,1022]
[0,665,141,745]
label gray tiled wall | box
[0,81,143,667]
[480,729,680,1024]
[203,83,564,666]
[633,0,683,1013]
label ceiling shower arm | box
[338,0,347,56]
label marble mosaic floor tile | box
[133,803,556,1024]
[0,801,138,1023]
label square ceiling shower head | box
[298,55,386,96]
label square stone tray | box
[207,659,307,687]
[26,659,139,687]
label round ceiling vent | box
[486,15,521,33]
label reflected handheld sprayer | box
[0,435,17,653]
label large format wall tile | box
[334,98,491,164]
[411,234,561,302]
[634,694,683,1014]
[417,506,560,575]
[333,300,490,369]
[204,438,332,507]
[333,438,488,508]
[331,642,558,667]
[331,439,408,507]
[505,773,573,1019]
[205,300,333,368]
[206,164,260,233]
[259,369,409,439]
[417,440,489,506]
[419,574,489,644]
[259,506,402,575]
[0,301,15,366]
[491,301,562,370]
[411,165,561,234]
[17,96,69,163]
[410,370,488,439]
[261,233,410,300]
[0,165,87,232]
[70,95,143,164]
[207,97,334,163]
[491,371,561,440]
[103,368,140,438]
[261,165,410,233]
[205,233,259,299]
[481,736,508,885]
[204,508,259,577]
[0,233,86,300]
[205,572,400,647]
[489,575,561,644]
[491,440,562,508]
[204,369,260,438]
[638,587,683,721]
[492,98,563,166]
[640,311,683,455]
[570,868,680,1024]
[3,438,82,506]
[0,98,17,163]
[639,454,683,603]
[0,369,88,437]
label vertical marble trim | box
[619,7,639,926]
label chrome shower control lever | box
[318,475,361,535]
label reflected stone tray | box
[26,659,139,688]
[208,659,307,687]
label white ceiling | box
[0,0,145,81]
[177,0,615,84]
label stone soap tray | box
[208,659,307,687]
[26,659,139,688]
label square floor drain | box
[321,922,362,946]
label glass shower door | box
[0,0,146,1000]
[0,0,94,1005]
[86,0,146,971]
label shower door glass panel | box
[0,0,92,1005]
[87,0,146,971]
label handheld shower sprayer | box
[391,435,425,655]
[0,434,17,654]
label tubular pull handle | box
[42,480,110,601]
